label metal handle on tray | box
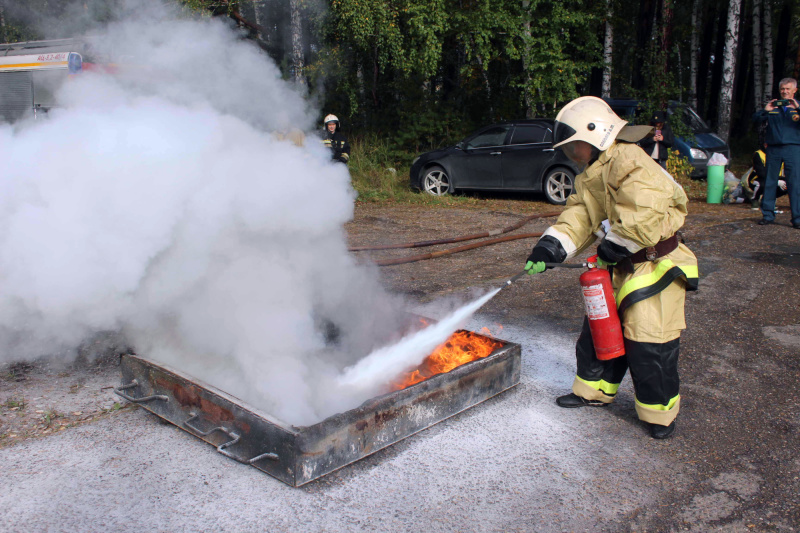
[183,412,279,464]
[114,380,169,403]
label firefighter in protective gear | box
[742,145,788,207]
[321,114,351,164]
[525,96,698,439]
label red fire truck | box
[0,38,94,123]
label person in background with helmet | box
[321,114,351,164]
[524,96,698,439]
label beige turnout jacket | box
[542,141,699,343]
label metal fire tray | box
[115,332,521,487]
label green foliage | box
[348,134,427,201]
[511,0,603,114]
[393,104,470,153]
[178,0,237,17]
[348,134,483,205]
[5,0,797,153]
[321,0,603,133]
[666,149,693,181]
[666,149,704,200]
[664,104,695,143]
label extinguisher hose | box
[502,262,588,288]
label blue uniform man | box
[753,77,800,228]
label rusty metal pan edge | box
[293,380,520,487]
[119,353,300,434]
[305,336,521,430]
[120,333,521,432]
[117,334,521,487]
[292,340,521,485]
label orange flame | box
[390,330,504,391]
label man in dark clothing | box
[638,111,675,169]
[752,77,800,228]
[321,114,350,164]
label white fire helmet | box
[553,96,628,151]
[324,114,339,127]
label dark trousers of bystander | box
[761,144,800,226]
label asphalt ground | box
[1,194,799,532]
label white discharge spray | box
[0,1,506,427]
[337,288,501,394]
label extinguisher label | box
[582,284,610,320]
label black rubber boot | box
[650,421,676,439]
[556,393,608,408]
[757,218,774,225]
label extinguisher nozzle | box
[505,270,528,286]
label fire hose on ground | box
[350,212,560,266]
[369,232,541,266]
[348,211,560,252]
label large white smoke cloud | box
[0,0,423,425]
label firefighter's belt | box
[630,234,680,264]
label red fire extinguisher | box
[580,255,625,360]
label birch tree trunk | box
[659,0,673,107]
[763,0,774,99]
[0,6,6,44]
[251,0,266,45]
[752,0,763,108]
[289,0,305,86]
[689,0,699,109]
[601,0,613,99]
[522,0,533,117]
[717,0,742,142]
[475,52,494,119]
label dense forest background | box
[2,0,800,154]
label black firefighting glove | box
[526,235,567,273]
[597,238,632,264]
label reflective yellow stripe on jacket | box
[616,259,699,315]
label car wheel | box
[422,166,451,196]
[543,168,575,205]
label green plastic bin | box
[706,165,724,204]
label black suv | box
[409,119,582,204]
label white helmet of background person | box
[553,96,628,151]
[324,114,339,128]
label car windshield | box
[677,106,712,134]
[465,126,510,149]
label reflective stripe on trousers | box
[572,317,681,425]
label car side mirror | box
[456,141,465,150]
